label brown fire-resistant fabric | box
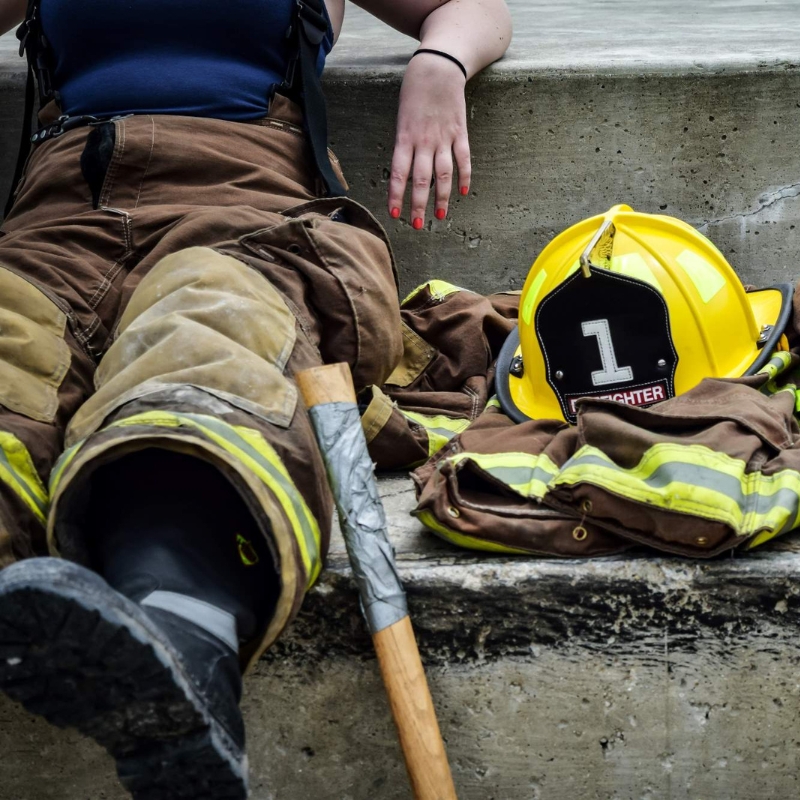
[65,247,300,445]
[412,409,633,557]
[350,269,800,559]
[0,95,402,664]
[366,285,519,468]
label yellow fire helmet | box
[496,204,793,424]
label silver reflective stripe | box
[482,464,557,494]
[141,590,238,652]
[562,451,800,527]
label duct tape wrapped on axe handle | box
[307,400,409,634]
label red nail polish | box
[390,207,400,219]
[460,186,469,196]
[413,217,424,230]
[435,208,446,220]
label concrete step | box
[2,1,800,297]
[3,475,800,799]
[2,3,800,798]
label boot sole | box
[0,558,247,800]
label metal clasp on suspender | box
[30,114,133,145]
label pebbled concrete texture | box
[322,2,800,295]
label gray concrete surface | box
[2,3,800,799]
[328,0,800,75]
[5,476,800,799]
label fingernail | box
[390,207,400,219]
[435,208,446,220]
[460,186,469,196]
[413,217,424,230]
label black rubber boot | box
[0,450,280,800]
[0,557,248,800]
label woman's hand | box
[352,0,511,224]
[388,52,471,228]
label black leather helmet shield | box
[534,267,678,423]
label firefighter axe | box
[297,363,458,800]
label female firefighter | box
[0,0,512,797]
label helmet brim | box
[495,327,531,423]
[743,283,794,376]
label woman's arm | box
[351,0,512,226]
[0,0,27,38]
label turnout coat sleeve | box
[368,280,800,559]
[363,281,519,469]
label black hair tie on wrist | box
[411,48,468,80]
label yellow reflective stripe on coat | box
[764,381,800,414]
[415,509,531,554]
[49,440,83,497]
[53,411,322,586]
[402,280,467,306]
[447,451,560,500]
[400,410,470,457]
[555,443,800,544]
[0,432,48,523]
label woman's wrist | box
[410,49,468,80]
[405,50,468,88]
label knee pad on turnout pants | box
[49,247,326,669]
[0,266,74,562]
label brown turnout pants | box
[0,96,402,666]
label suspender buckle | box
[16,5,38,57]
[17,19,32,57]
[31,115,103,145]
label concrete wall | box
[326,69,800,297]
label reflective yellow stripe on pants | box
[401,280,468,306]
[50,411,323,586]
[447,450,560,500]
[0,432,48,524]
[415,509,533,554]
[400,410,471,457]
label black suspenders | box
[4,0,58,217]
[5,0,346,217]
[284,0,347,197]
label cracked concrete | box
[698,182,800,230]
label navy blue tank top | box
[40,0,333,121]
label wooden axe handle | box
[297,363,458,800]
[373,616,458,800]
